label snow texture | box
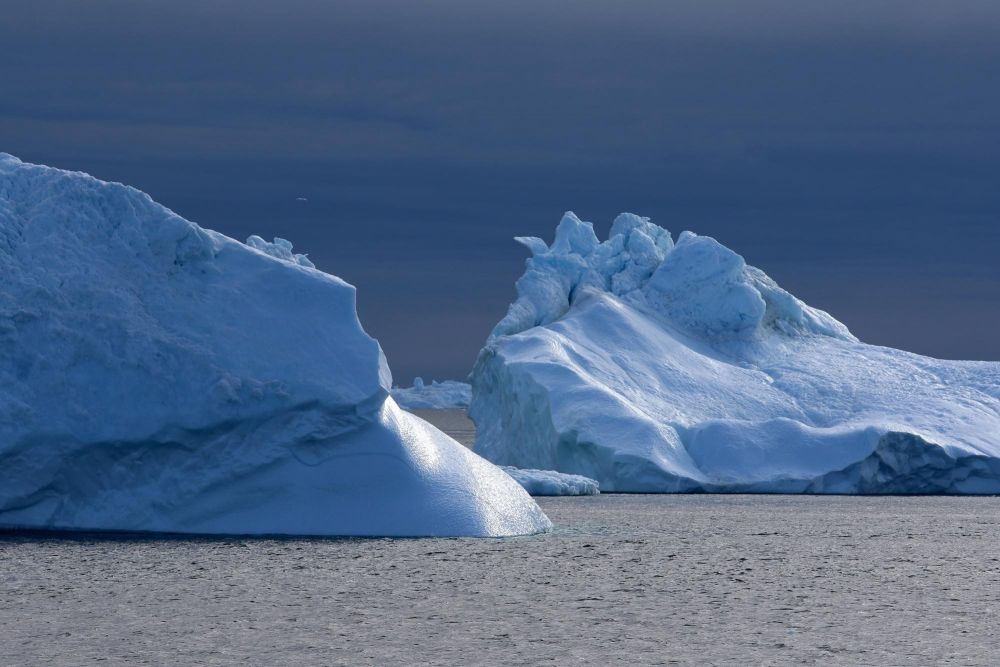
[0,153,551,537]
[391,378,472,410]
[500,467,600,496]
[471,212,1000,494]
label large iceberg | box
[0,154,551,537]
[471,212,1000,493]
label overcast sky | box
[3,1,999,380]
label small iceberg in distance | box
[392,377,472,410]
[0,153,551,537]
[470,211,1000,494]
[501,467,600,496]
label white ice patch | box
[245,234,316,268]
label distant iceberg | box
[471,212,1000,494]
[0,154,551,537]
[501,467,599,496]
[391,377,472,410]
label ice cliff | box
[0,153,551,536]
[471,212,1000,493]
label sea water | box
[2,410,997,665]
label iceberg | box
[471,212,1000,494]
[500,467,600,496]
[0,153,551,537]
[391,377,472,410]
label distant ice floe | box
[471,212,1000,494]
[0,153,551,537]
[392,378,472,409]
[501,467,600,496]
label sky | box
[2,0,998,381]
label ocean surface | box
[2,410,998,666]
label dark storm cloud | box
[2,1,999,379]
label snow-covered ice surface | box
[0,153,551,537]
[471,212,1000,494]
[391,377,472,409]
[500,467,599,496]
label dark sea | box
[2,410,998,666]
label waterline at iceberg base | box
[0,154,551,537]
[470,212,1000,494]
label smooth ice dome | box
[471,212,1000,493]
[391,378,472,410]
[0,153,551,536]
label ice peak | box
[491,212,854,344]
[246,235,316,269]
[550,211,599,256]
[513,236,549,256]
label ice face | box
[0,153,551,537]
[645,232,767,340]
[0,153,387,444]
[471,212,1000,494]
